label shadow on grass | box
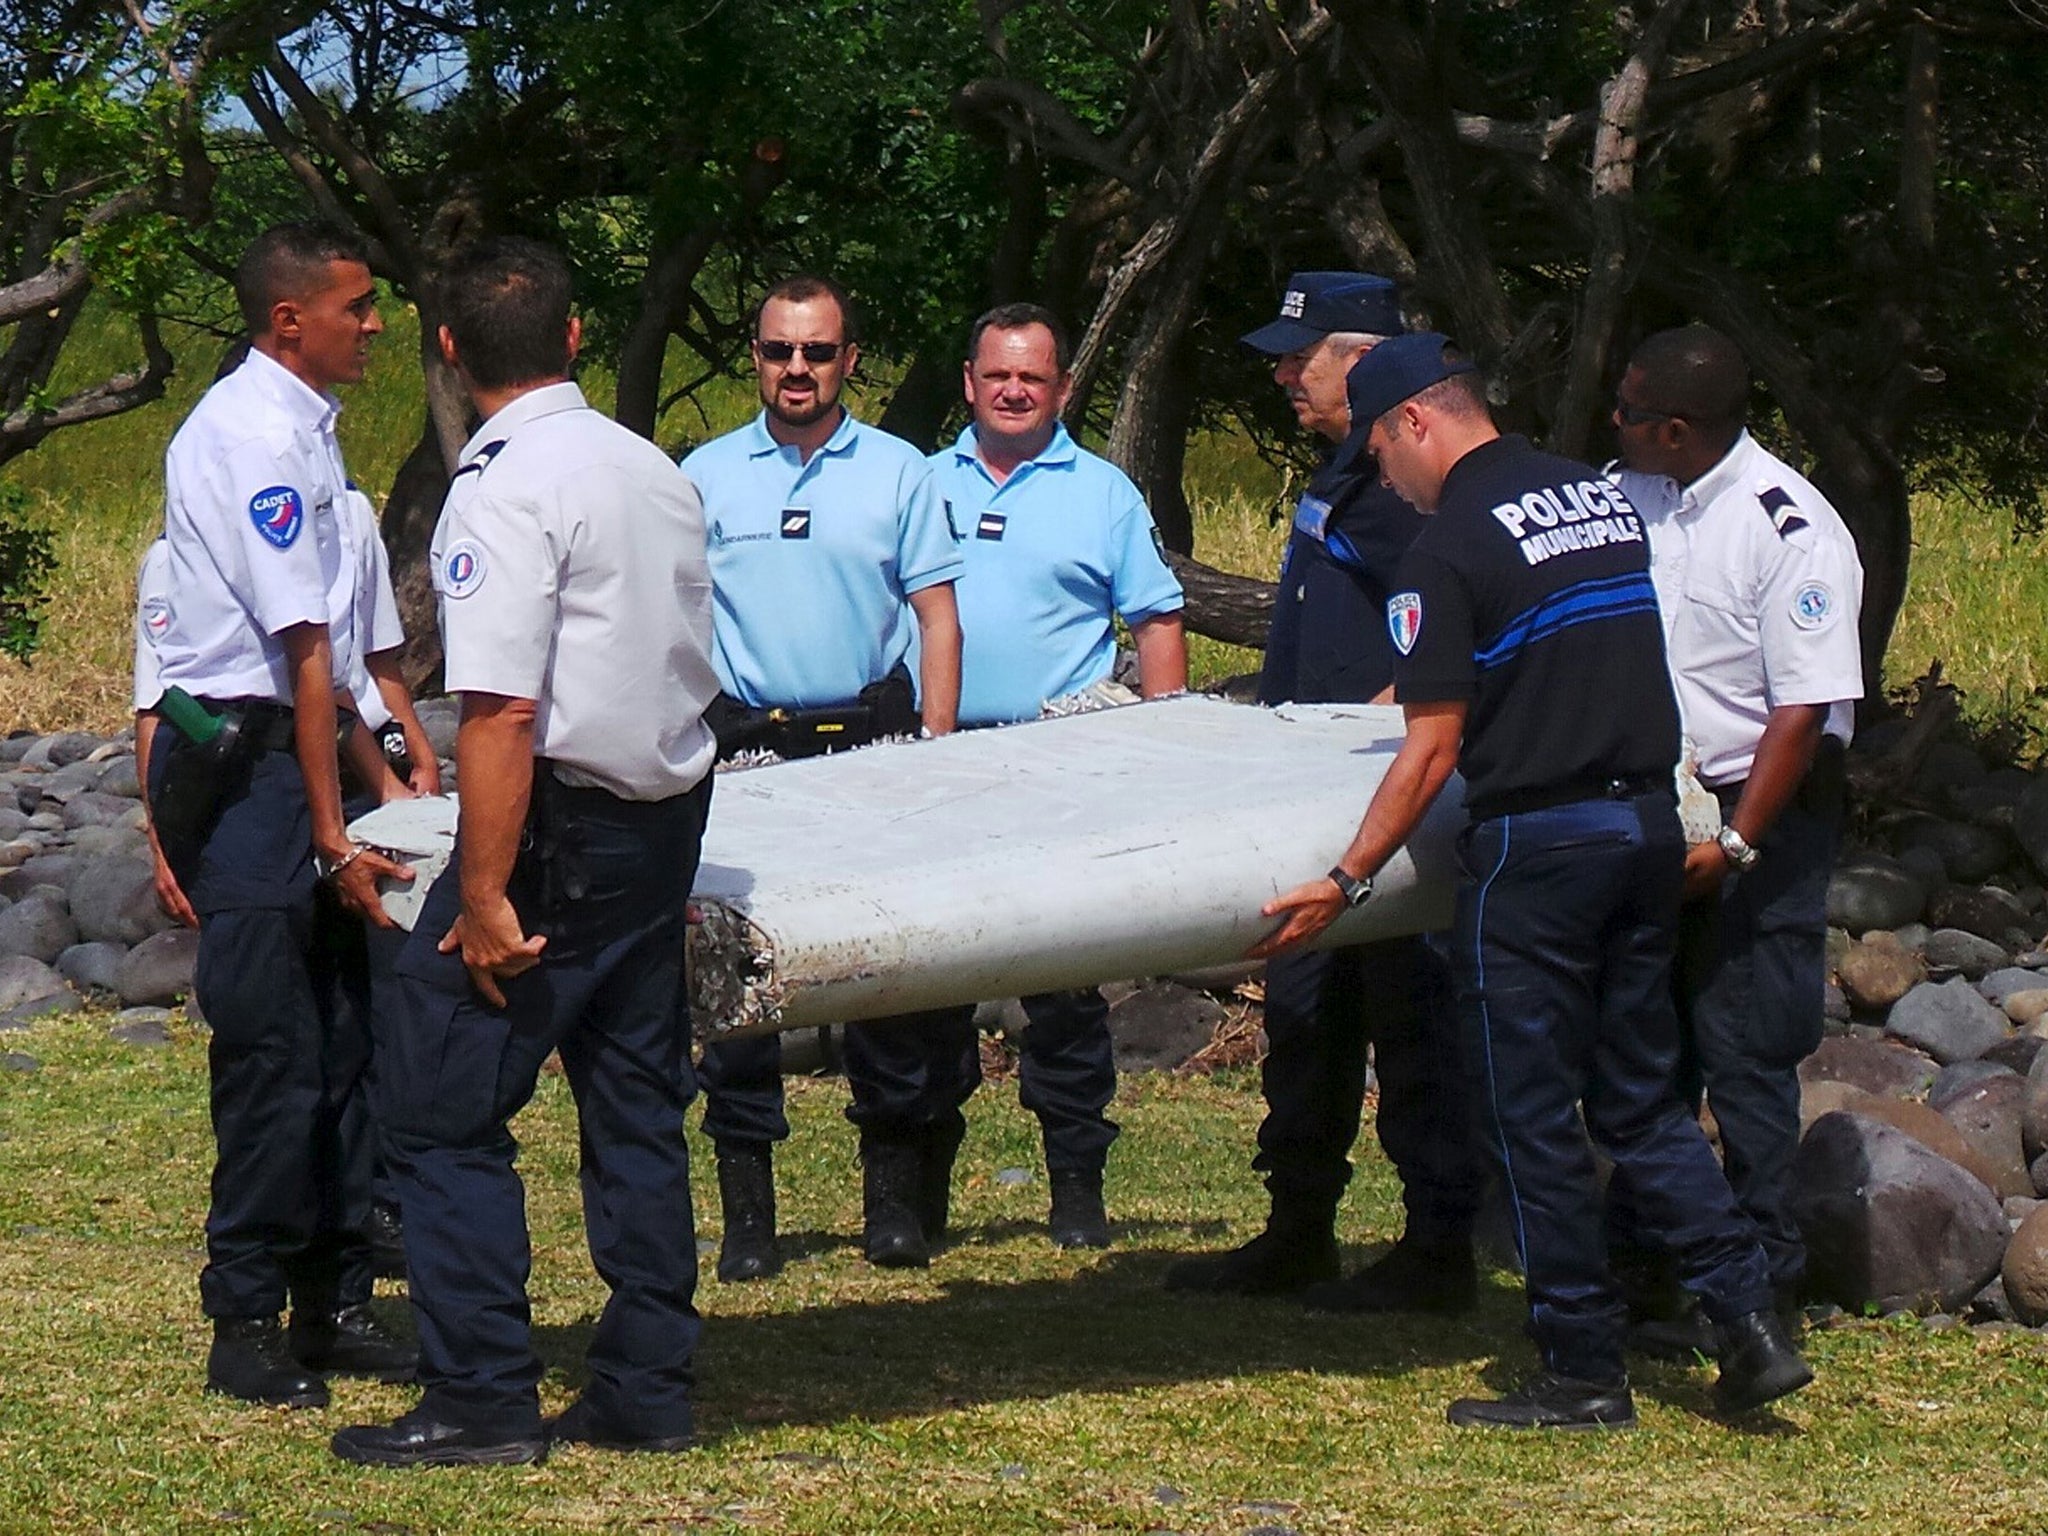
[533,1246,1516,1442]
[774,1215,1233,1263]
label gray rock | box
[0,895,79,965]
[1107,981,1224,1073]
[1978,967,2048,1007]
[1927,884,2037,950]
[1823,981,1851,1022]
[2003,1205,2048,1324]
[21,811,61,834]
[114,929,198,1006]
[1971,1277,2021,1323]
[69,856,173,947]
[0,735,33,766]
[1986,1034,2047,1078]
[61,791,137,830]
[415,697,459,758]
[1,1052,37,1072]
[22,732,103,770]
[2006,1196,2041,1226]
[1914,741,1987,796]
[1828,854,1927,934]
[1897,844,1950,898]
[1931,1059,2020,1109]
[41,758,110,797]
[0,854,75,901]
[108,1018,170,1047]
[995,1167,1033,1187]
[65,825,148,861]
[1900,819,2015,888]
[1800,1035,1940,1100]
[0,807,30,840]
[0,990,83,1026]
[56,941,126,994]
[2034,1151,2048,1199]
[1922,928,2011,980]
[2026,1048,2048,1162]
[1937,1073,2033,1198]
[1793,1110,2010,1314]
[94,756,141,800]
[1895,922,1934,952]
[1884,977,2010,1065]
[1835,936,1923,1011]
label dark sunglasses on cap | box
[756,339,847,364]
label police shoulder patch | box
[1759,485,1808,538]
[141,595,172,641]
[440,539,487,600]
[1388,591,1423,656]
[1789,579,1835,631]
[248,485,305,550]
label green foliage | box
[0,482,58,665]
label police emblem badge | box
[1388,590,1423,655]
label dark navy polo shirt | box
[1258,429,1429,706]
[1390,434,1680,819]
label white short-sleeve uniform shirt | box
[1616,431,1864,787]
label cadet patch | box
[248,486,304,550]
[141,595,172,641]
[1760,485,1808,538]
[440,539,487,600]
[1388,591,1423,656]
[780,508,811,540]
[1790,580,1835,631]
[977,512,1007,541]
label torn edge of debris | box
[687,900,782,1034]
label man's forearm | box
[455,695,538,910]
[1336,703,1467,880]
[281,624,350,859]
[1728,704,1827,845]
[1132,613,1187,698]
[908,584,961,735]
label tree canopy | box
[7,0,2048,687]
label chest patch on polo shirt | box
[1388,591,1422,655]
[1790,580,1836,631]
[977,512,1007,541]
[1759,485,1808,538]
[440,539,487,600]
[249,485,305,550]
[780,508,811,539]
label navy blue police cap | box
[1345,331,1477,425]
[1241,272,1402,355]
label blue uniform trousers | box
[702,989,1119,1172]
[1257,936,1479,1239]
[1454,791,1772,1382]
[377,776,710,1438]
[153,738,376,1321]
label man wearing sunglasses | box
[679,274,967,1279]
[1608,325,1863,1354]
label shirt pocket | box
[1676,571,1763,680]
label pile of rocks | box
[0,700,460,1039]
[1806,728,2048,1326]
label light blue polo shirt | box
[931,423,1183,726]
[682,409,962,708]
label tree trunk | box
[382,423,455,691]
[1165,552,1273,648]
[875,350,957,453]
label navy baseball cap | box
[1345,331,1477,424]
[1241,271,1402,354]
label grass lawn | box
[2,1010,2046,1534]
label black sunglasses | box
[756,339,846,364]
[1614,394,1676,426]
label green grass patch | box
[2,1011,2048,1532]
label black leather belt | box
[1476,772,1670,819]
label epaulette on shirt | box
[451,440,508,481]
[1758,485,1807,538]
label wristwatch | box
[1715,825,1761,873]
[1327,865,1374,908]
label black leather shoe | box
[1162,1222,1340,1296]
[862,1135,931,1268]
[714,1144,783,1283]
[1048,1170,1111,1250]
[331,1410,547,1467]
[367,1201,407,1281]
[917,1120,964,1246]
[1713,1308,1813,1416]
[207,1316,329,1408]
[1298,1234,1477,1315]
[1628,1303,1718,1362]
[290,1303,417,1381]
[1447,1371,1637,1431]
[546,1397,695,1454]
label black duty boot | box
[1298,1232,1477,1315]
[332,1409,546,1467]
[715,1143,782,1283]
[1712,1308,1813,1416]
[1048,1169,1111,1250]
[1446,1371,1637,1431]
[917,1121,963,1247]
[366,1200,407,1281]
[862,1134,931,1268]
[207,1316,329,1408]
[1627,1302,1717,1362]
[547,1397,695,1454]
[1162,1213,1340,1296]
[290,1303,418,1381]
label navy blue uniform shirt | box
[1259,430,1429,706]
[1390,434,1679,818]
